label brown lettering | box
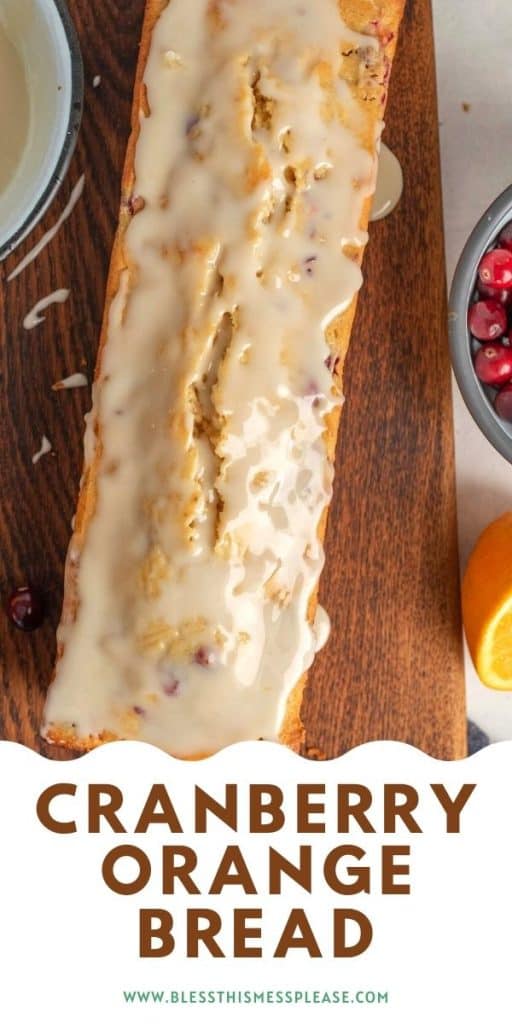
[187,910,225,957]
[337,785,375,834]
[209,845,257,894]
[269,846,312,894]
[324,845,370,895]
[195,785,237,832]
[135,784,182,833]
[430,784,476,833]
[297,785,326,833]
[333,909,372,957]
[36,783,76,834]
[274,909,322,957]
[384,786,421,833]
[88,785,125,833]
[382,845,410,894]
[233,909,263,958]
[162,846,200,894]
[139,909,174,957]
[102,844,151,895]
[249,786,285,833]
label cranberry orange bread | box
[43,0,405,755]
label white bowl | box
[0,0,83,260]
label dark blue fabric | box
[467,720,490,755]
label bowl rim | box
[0,0,84,262]
[449,183,512,466]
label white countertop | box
[432,0,512,739]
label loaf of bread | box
[43,0,405,756]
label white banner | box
[0,740,507,1021]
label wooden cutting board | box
[0,0,466,760]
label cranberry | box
[7,586,45,631]
[303,378,321,399]
[468,299,507,341]
[474,342,512,386]
[159,668,180,696]
[478,281,512,306]
[478,249,512,290]
[325,353,340,373]
[495,382,512,422]
[194,645,216,667]
[124,194,145,216]
[163,678,180,697]
[133,705,146,716]
[498,222,512,253]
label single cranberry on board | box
[6,586,45,631]
[468,299,508,341]
[495,383,512,422]
[478,249,512,290]
[474,342,512,386]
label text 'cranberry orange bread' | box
[43,0,405,756]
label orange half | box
[462,512,512,690]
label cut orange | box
[462,512,512,690]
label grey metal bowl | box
[449,184,512,465]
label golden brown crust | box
[47,0,406,756]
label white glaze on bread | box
[43,0,404,755]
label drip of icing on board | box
[32,436,52,465]
[370,144,403,222]
[52,373,88,391]
[8,175,85,281]
[23,289,70,329]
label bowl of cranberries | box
[449,185,512,463]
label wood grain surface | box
[0,0,466,760]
